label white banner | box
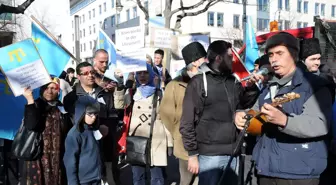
[116,26,144,51]
[150,28,173,49]
[116,48,147,73]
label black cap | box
[265,32,300,53]
[182,42,207,65]
[299,38,321,60]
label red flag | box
[232,48,251,87]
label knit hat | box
[265,32,300,53]
[182,42,207,65]
[299,38,321,60]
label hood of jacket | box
[74,95,100,127]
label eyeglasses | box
[80,70,96,76]
[86,113,98,117]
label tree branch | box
[170,0,206,17]
[136,0,149,21]
[0,0,35,15]
[174,0,221,29]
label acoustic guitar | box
[246,92,301,136]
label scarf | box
[135,63,157,100]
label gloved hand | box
[168,147,173,156]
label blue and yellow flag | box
[32,22,70,76]
[245,16,259,71]
[0,73,39,140]
[97,28,128,83]
[0,39,42,72]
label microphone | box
[240,67,269,82]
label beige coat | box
[126,90,173,166]
[160,77,189,160]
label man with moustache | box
[235,32,333,185]
[180,40,259,185]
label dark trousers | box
[131,165,164,185]
[259,176,319,185]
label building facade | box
[69,0,336,61]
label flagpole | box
[30,15,80,65]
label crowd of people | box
[12,31,336,185]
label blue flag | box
[245,16,259,71]
[0,73,39,140]
[97,28,128,84]
[32,22,70,76]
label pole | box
[74,15,81,63]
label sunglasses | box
[80,70,96,76]
[86,113,98,117]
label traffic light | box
[270,21,279,32]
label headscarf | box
[135,63,157,99]
[39,76,61,106]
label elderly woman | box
[20,77,72,185]
[125,64,173,185]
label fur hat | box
[265,32,300,53]
[254,54,269,68]
[182,42,207,65]
[299,38,321,60]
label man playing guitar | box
[234,32,333,185]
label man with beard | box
[235,32,332,185]
[161,42,207,185]
[180,40,259,185]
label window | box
[99,5,102,14]
[72,33,74,41]
[104,2,106,12]
[303,1,308,13]
[93,9,95,17]
[126,9,130,20]
[303,22,308,27]
[285,20,290,29]
[80,30,82,38]
[93,24,96,33]
[315,3,319,15]
[332,5,336,17]
[73,47,74,54]
[111,15,115,26]
[84,43,86,52]
[117,14,120,24]
[278,0,282,10]
[297,0,302,13]
[233,15,240,28]
[112,0,115,8]
[144,1,148,10]
[297,21,302,28]
[285,0,290,11]
[72,20,74,28]
[133,7,137,18]
[89,26,91,35]
[79,16,81,23]
[99,21,102,28]
[90,41,92,50]
[207,12,214,26]
[82,14,85,23]
[217,13,224,27]
[89,11,91,19]
[80,44,82,52]
[233,0,239,3]
[257,18,269,31]
[258,0,269,11]
[321,4,325,16]
[83,29,85,37]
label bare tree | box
[136,0,226,29]
[0,0,35,15]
